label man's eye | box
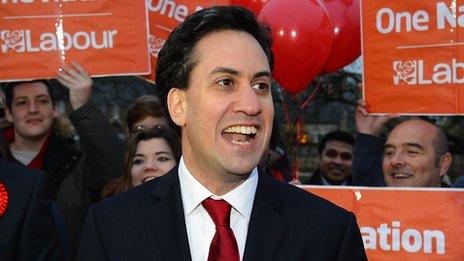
[341,153,352,161]
[252,82,269,91]
[384,150,394,157]
[408,150,419,156]
[217,79,234,88]
[15,101,27,106]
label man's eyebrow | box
[14,95,49,100]
[210,67,240,76]
[209,67,272,79]
[254,71,272,78]
[404,143,424,150]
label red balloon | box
[231,0,271,16]
[260,0,334,93]
[322,0,361,72]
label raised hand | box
[355,99,397,136]
[57,61,93,110]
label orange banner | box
[300,186,464,260]
[0,0,150,81]
[362,0,464,114]
[146,0,230,81]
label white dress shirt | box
[178,157,258,261]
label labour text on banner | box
[362,0,464,114]
[0,0,150,81]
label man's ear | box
[439,152,452,177]
[167,88,186,127]
[4,106,13,123]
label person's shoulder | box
[0,159,43,185]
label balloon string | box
[284,80,322,180]
[287,80,322,139]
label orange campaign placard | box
[362,0,464,114]
[300,186,464,260]
[0,0,150,81]
[146,0,230,81]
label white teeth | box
[224,125,257,135]
[143,177,155,183]
[232,139,251,145]
[392,173,412,179]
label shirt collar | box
[320,175,347,186]
[178,156,258,220]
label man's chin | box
[385,178,418,187]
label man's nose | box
[332,155,345,165]
[390,152,406,166]
[233,85,261,116]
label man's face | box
[318,141,353,184]
[6,82,57,141]
[382,120,442,187]
[170,30,274,181]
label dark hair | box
[126,95,166,132]
[155,6,273,133]
[102,127,181,198]
[2,80,56,110]
[318,131,355,154]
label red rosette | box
[0,182,8,217]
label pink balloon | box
[260,0,334,93]
[231,0,271,16]
[322,0,361,72]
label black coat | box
[77,167,367,260]
[0,159,64,260]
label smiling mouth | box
[391,173,413,179]
[27,119,43,124]
[142,176,156,183]
[222,125,258,145]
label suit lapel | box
[243,171,286,261]
[147,167,192,261]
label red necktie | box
[202,198,240,261]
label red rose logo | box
[1,30,25,52]
[393,61,417,85]
[0,182,8,217]
[148,34,165,57]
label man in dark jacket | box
[78,6,367,260]
[352,100,453,187]
[3,76,124,258]
[0,159,65,260]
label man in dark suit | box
[0,159,64,260]
[78,6,367,260]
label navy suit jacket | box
[77,167,366,260]
[0,159,64,260]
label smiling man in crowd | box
[352,100,453,187]
[77,6,366,260]
[308,131,355,186]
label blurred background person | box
[126,95,169,140]
[102,127,181,198]
[306,131,355,186]
[0,133,65,260]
